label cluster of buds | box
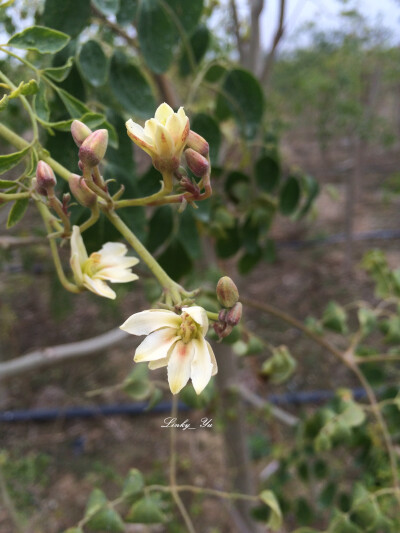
[34,160,72,235]
[70,120,109,205]
[214,276,243,339]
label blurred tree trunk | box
[216,343,259,532]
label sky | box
[259,0,400,49]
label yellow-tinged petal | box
[70,252,83,285]
[134,328,180,362]
[126,119,154,155]
[155,102,174,125]
[148,357,168,370]
[168,340,195,394]
[96,268,139,283]
[154,123,174,157]
[183,306,208,335]
[191,336,214,395]
[83,274,116,299]
[166,113,183,144]
[207,341,218,376]
[120,309,181,336]
[98,242,129,257]
[71,225,88,264]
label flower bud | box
[216,276,239,308]
[79,129,108,168]
[186,130,209,157]
[35,160,56,195]
[226,302,242,326]
[71,120,92,147]
[69,174,97,207]
[185,148,209,178]
[213,322,233,339]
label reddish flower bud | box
[79,129,108,168]
[226,302,242,326]
[216,276,239,308]
[69,174,97,207]
[71,120,92,147]
[186,130,209,157]
[35,160,56,195]
[185,148,209,178]
[213,322,233,339]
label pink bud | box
[185,148,209,178]
[216,276,239,308]
[71,120,92,147]
[79,129,108,168]
[186,130,209,157]
[35,160,56,195]
[69,174,97,207]
[226,302,242,326]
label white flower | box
[70,225,139,299]
[120,306,217,395]
[126,103,189,171]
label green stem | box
[0,191,30,201]
[148,484,260,503]
[37,201,80,294]
[105,209,182,302]
[79,203,100,233]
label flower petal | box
[126,119,154,154]
[148,357,168,370]
[191,336,214,395]
[153,123,174,157]
[120,309,181,336]
[134,328,180,362]
[166,113,183,144]
[70,252,83,286]
[168,340,195,394]
[96,268,139,283]
[183,306,208,335]
[99,242,129,257]
[206,341,218,376]
[71,225,88,263]
[83,274,116,299]
[155,102,174,125]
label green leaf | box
[137,0,203,73]
[57,88,89,118]
[179,24,210,76]
[145,387,163,410]
[238,248,262,274]
[0,146,30,174]
[339,403,366,428]
[261,345,297,384]
[121,469,144,501]
[224,171,250,203]
[279,176,301,215]
[191,113,221,165]
[43,56,74,82]
[125,496,166,524]
[92,0,120,16]
[296,174,319,219]
[216,224,241,259]
[322,301,348,334]
[158,238,192,280]
[178,209,201,260]
[63,529,83,533]
[217,68,264,139]
[123,365,150,400]
[78,40,108,87]
[84,489,107,519]
[86,508,125,532]
[7,197,29,228]
[42,0,91,38]
[259,490,282,531]
[8,25,70,53]
[255,155,280,192]
[109,51,156,118]
[33,82,50,122]
[117,0,138,25]
[357,308,376,337]
[146,206,174,253]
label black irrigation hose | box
[0,387,370,424]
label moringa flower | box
[70,226,139,299]
[120,306,217,395]
[126,103,189,172]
